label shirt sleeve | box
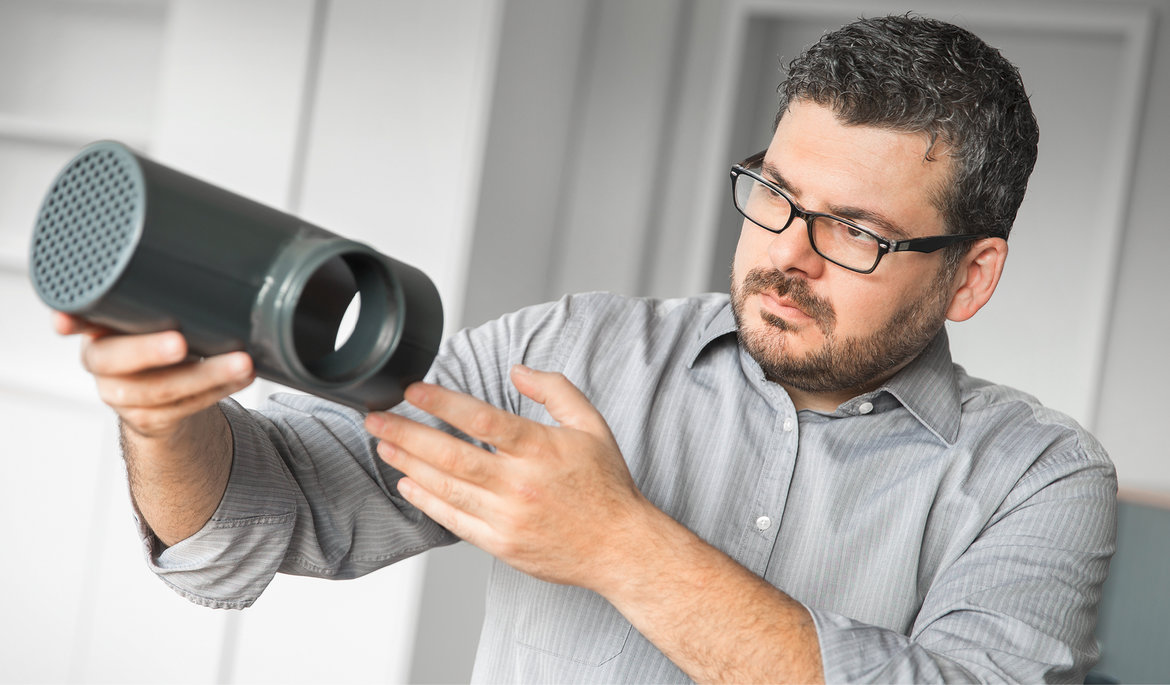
[134,296,584,609]
[809,442,1117,683]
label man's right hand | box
[54,312,255,439]
[54,312,256,545]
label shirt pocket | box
[515,580,634,667]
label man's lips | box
[739,267,836,332]
[758,291,813,322]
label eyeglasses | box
[729,152,987,274]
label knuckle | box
[118,407,142,426]
[510,478,542,505]
[119,407,155,435]
[150,382,186,408]
[456,455,490,486]
[494,538,520,560]
[137,411,177,437]
[437,444,462,473]
[468,409,497,438]
[462,457,487,483]
[493,521,531,559]
[113,383,134,406]
[434,476,458,503]
[517,426,554,460]
[432,443,456,471]
[96,380,129,408]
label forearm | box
[122,404,233,547]
[596,502,824,684]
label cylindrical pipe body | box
[30,141,443,410]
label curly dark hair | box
[776,14,1038,249]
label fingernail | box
[512,364,532,376]
[164,335,185,360]
[229,352,251,376]
[365,412,386,433]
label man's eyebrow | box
[825,203,913,241]
[760,159,798,194]
[759,159,913,240]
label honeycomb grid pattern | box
[31,146,142,310]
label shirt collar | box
[687,300,962,445]
[685,299,739,369]
[873,328,962,445]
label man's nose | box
[767,217,826,279]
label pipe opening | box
[292,252,396,383]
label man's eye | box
[836,221,878,244]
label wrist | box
[121,404,233,546]
[584,500,825,684]
[586,497,698,600]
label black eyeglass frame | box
[729,153,988,274]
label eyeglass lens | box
[734,172,882,272]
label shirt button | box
[858,401,874,415]
[755,515,772,531]
[782,418,794,432]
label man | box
[56,14,1115,683]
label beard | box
[730,265,952,394]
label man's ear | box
[946,238,1008,322]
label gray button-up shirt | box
[143,293,1116,683]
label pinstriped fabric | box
[139,292,1115,683]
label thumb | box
[52,311,114,340]
[510,365,612,437]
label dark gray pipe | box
[29,140,443,410]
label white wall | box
[0,0,500,682]
[1095,0,1170,502]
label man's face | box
[730,100,959,400]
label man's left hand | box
[364,364,651,591]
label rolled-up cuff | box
[808,607,975,683]
[136,398,299,609]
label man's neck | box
[782,385,857,413]
[776,354,918,413]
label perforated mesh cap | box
[30,142,144,312]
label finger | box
[400,383,536,454]
[396,476,495,546]
[509,365,612,437]
[81,330,189,376]
[98,352,253,409]
[52,312,114,339]
[119,370,256,439]
[377,440,495,520]
[366,411,498,486]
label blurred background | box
[1,0,1167,682]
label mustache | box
[742,268,836,330]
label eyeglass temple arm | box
[739,150,768,167]
[889,233,988,254]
